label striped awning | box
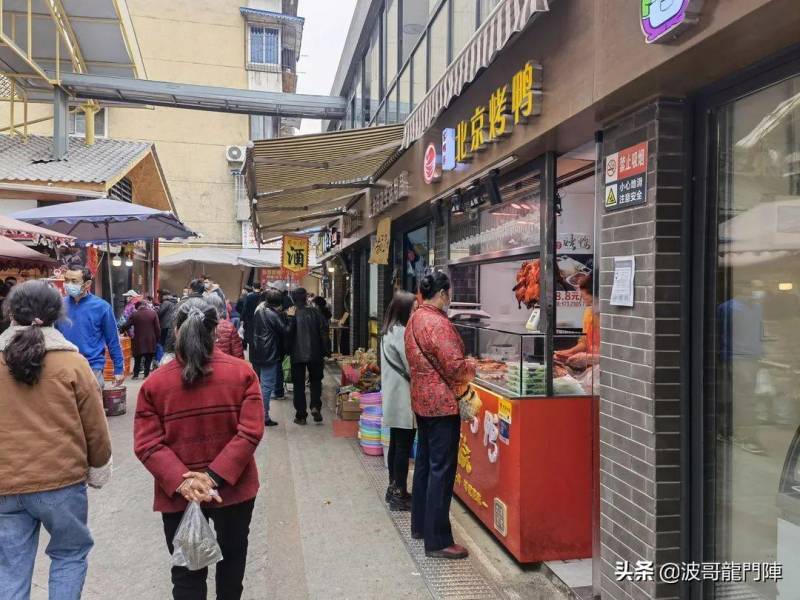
[403,0,549,147]
[246,124,405,238]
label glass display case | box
[454,322,595,398]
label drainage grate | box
[353,442,505,600]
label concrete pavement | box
[28,371,568,599]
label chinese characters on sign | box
[369,217,391,265]
[368,171,410,218]
[605,141,648,212]
[615,560,782,584]
[452,61,542,165]
[281,235,309,277]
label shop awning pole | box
[104,221,115,313]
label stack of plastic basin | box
[358,392,383,456]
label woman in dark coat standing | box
[121,301,161,379]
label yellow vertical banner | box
[281,235,310,278]
[369,217,391,265]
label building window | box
[108,177,133,203]
[428,4,448,86]
[401,0,428,65]
[385,0,399,87]
[282,47,296,71]
[68,107,106,137]
[250,115,277,140]
[250,26,280,65]
[411,43,427,108]
[452,0,476,61]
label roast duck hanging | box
[513,259,541,308]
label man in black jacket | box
[251,288,286,427]
[241,282,262,354]
[286,287,329,425]
[156,291,178,347]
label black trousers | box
[387,427,415,492]
[162,499,255,600]
[292,361,323,418]
[411,414,461,552]
[133,353,155,378]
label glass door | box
[705,72,800,600]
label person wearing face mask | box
[404,271,476,559]
[56,266,125,389]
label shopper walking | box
[286,287,329,425]
[381,291,417,511]
[134,298,264,600]
[205,293,244,359]
[57,266,125,389]
[241,282,262,354]
[121,300,161,379]
[268,281,292,399]
[405,271,476,559]
[0,280,112,600]
[158,291,178,346]
[313,295,333,322]
[251,288,288,427]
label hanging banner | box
[369,217,392,265]
[281,235,310,277]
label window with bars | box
[250,26,279,65]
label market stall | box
[447,156,597,563]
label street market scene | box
[0,1,799,599]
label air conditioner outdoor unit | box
[225,145,246,163]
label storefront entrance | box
[699,52,800,600]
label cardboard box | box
[339,400,362,421]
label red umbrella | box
[0,236,56,269]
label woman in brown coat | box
[121,300,161,379]
[0,280,112,599]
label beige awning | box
[403,0,549,147]
[246,124,405,238]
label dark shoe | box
[388,492,411,512]
[411,531,424,540]
[294,417,307,425]
[265,418,279,427]
[425,544,469,559]
[311,408,323,423]
[272,395,285,400]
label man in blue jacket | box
[57,266,125,389]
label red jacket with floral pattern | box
[404,304,475,417]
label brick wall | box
[598,98,687,600]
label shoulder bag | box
[409,317,482,421]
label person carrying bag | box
[404,271,477,560]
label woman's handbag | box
[410,320,482,421]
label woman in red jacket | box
[134,298,264,600]
[405,271,475,559]
[205,292,244,359]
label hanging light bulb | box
[125,255,134,267]
[111,254,122,267]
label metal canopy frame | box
[57,72,346,120]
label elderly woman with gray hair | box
[205,292,244,359]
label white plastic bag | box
[170,502,223,571]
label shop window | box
[398,68,411,121]
[428,2,448,85]
[385,0,399,86]
[403,225,430,293]
[68,108,106,138]
[707,73,800,600]
[411,41,427,107]
[451,0,476,59]
[401,0,428,65]
[250,115,277,140]
[477,0,500,24]
[449,171,541,261]
[249,26,280,65]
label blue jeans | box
[0,483,93,600]
[260,363,279,419]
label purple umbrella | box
[11,198,197,308]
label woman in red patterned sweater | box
[134,298,264,600]
[405,271,476,559]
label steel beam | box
[58,73,347,120]
[52,86,68,160]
